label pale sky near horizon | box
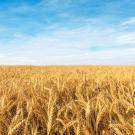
[0,0,135,65]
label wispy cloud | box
[122,17,135,26]
[116,31,135,44]
[0,0,135,65]
[0,21,135,65]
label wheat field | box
[0,66,134,135]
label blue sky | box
[0,0,135,65]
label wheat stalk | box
[8,119,26,135]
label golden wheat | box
[0,66,135,135]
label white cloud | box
[0,0,135,65]
[0,54,5,58]
[0,17,135,65]
[0,55,36,65]
[116,32,135,44]
[122,17,135,26]
[0,24,135,65]
[1,48,134,65]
